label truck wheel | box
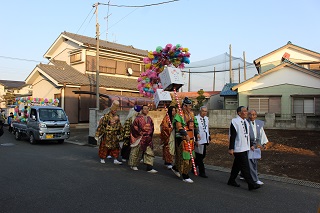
[29,133,36,144]
[58,139,64,144]
[15,131,21,140]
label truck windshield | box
[39,109,67,121]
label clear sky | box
[1,0,319,91]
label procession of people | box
[95,99,266,190]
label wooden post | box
[238,63,241,83]
[229,44,232,83]
[188,69,191,92]
[213,67,216,91]
[243,51,247,81]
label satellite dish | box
[127,68,133,75]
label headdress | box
[134,105,142,112]
[110,100,120,111]
[182,97,192,105]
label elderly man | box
[246,109,269,185]
[195,106,211,178]
[227,106,260,191]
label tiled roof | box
[62,31,148,56]
[254,41,320,65]
[220,83,238,96]
[0,80,26,89]
[38,60,138,90]
[177,91,220,99]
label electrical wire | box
[76,7,95,34]
[0,55,46,63]
[182,64,256,73]
[97,0,179,8]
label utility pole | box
[94,3,100,109]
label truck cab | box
[27,106,70,143]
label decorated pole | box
[173,88,198,176]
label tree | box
[2,92,16,107]
[195,89,206,110]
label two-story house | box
[232,42,320,128]
[25,31,151,123]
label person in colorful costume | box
[160,106,177,169]
[171,97,199,183]
[95,100,123,165]
[129,105,157,173]
[120,105,142,162]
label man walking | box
[171,97,199,183]
[247,109,269,185]
[129,105,157,173]
[95,100,123,165]
[227,106,260,191]
[195,106,210,178]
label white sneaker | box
[100,159,105,164]
[131,166,138,171]
[114,159,123,165]
[239,176,245,180]
[107,155,112,159]
[183,178,194,183]
[256,180,264,185]
[171,168,181,178]
[140,159,143,163]
[147,169,158,174]
[166,165,173,169]
[122,159,127,162]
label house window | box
[249,96,281,114]
[70,53,82,63]
[293,98,314,114]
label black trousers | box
[195,144,207,175]
[228,151,255,186]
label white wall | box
[32,75,60,98]
[237,67,320,92]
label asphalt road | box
[0,128,319,213]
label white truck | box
[13,105,70,144]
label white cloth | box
[230,116,250,153]
[195,115,210,145]
[250,121,269,145]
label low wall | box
[208,110,320,130]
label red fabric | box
[130,115,154,151]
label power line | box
[182,65,256,73]
[97,0,179,8]
[0,55,46,63]
[76,7,95,33]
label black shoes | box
[227,181,240,187]
[199,173,208,178]
[248,184,261,191]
